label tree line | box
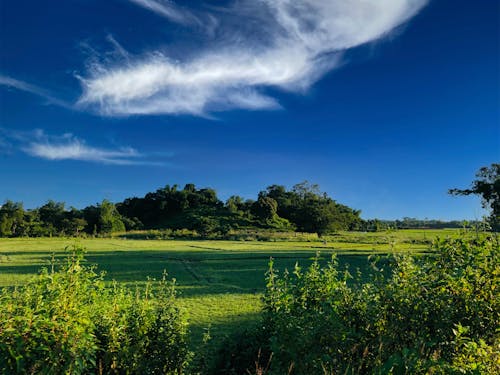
[1,163,498,237]
[0,182,363,237]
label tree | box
[99,200,125,235]
[0,201,25,237]
[38,200,66,236]
[225,196,244,213]
[263,185,293,218]
[257,181,361,236]
[449,163,500,231]
[252,196,278,221]
[82,205,100,235]
[61,217,87,236]
[192,216,217,237]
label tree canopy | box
[0,182,366,237]
[261,182,362,235]
[449,163,500,231]
[3,174,490,238]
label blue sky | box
[0,0,498,220]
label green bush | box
[248,235,499,374]
[0,246,190,374]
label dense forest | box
[0,181,481,238]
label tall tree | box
[260,181,361,236]
[0,201,25,237]
[449,163,500,231]
[99,200,125,235]
[252,196,278,221]
[225,195,244,213]
[38,200,66,236]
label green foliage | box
[0,179,486,239]
[87,181,361,237]
[253,235,500,374]
[0,200,90,238]
[38,200,66,235]
[262,181,362,235]
[252,196,278,221]
[0,230,476,373]
[117,184,223,229]
[98,199,126,235]
[0,200,25,237]
[376,217,479,230]
[450,163,500,231]
[0,245,190,374]
[447,324,500,374]
[225,195,245,214]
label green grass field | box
[0,229,460,349]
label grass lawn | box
[0,229,460,349]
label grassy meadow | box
[0,229,460,348]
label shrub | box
[246,235,499,374]
[0,246,190,374]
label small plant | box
[0,245,190,374]
[218,235,500,374]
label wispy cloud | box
[78,0,428,117]
[25,138,143,165]
[127,0,201,26]
[0,75,71,109]
[0,128,165,166]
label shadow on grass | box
[0,249,394,371]
[186,309,265,374]
[0,249,379,295]
[187,310,263,349]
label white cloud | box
[0,76,46,96]
[127,0,201,25]
[0,75,71,109]
[79,0,428,116]
[0,128,164,166]
[25,139,142,165]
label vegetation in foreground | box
[0,247,190,374]
[0,233,498,374]
[0,165,498,373]
[0,229,447,352]
[212,234,499,374]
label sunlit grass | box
[0,229,460,348]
